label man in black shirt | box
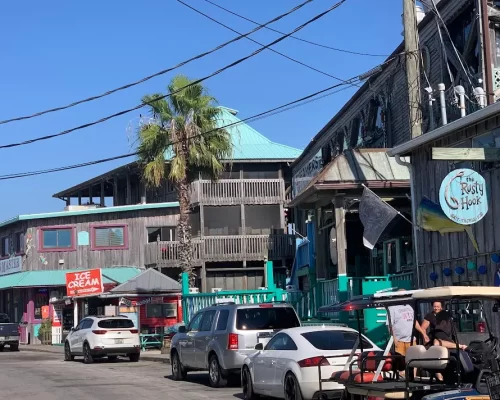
[420,301,443,344]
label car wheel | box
[208,354,227,388]
[284,373,303,400]
[64,342,74,361]
[108,355,118,362]
[242,366,259,400]
[10,343,19,352]
[129,353,140,362]
[83,343,94,364]
[171,351,187,381]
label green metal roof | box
[165,107,302,161]
[0,267,143,290]
[0,202,179,229]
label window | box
[216,310,230,331]
[98,319,134,329]
[265,333,298,351]
[40,227,74,251]
[236,306,300,330]
[1,237,10,257]
[15,232,24,254]
[200,310,216,332]
[147,226,176,243]
[146,303,177,319]
[187,313,203,332]
[81,319,94,330]
[301,330,373,351]
[91,225,127,250]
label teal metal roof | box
[0,267,143,289]
[0,202,179,229]
[165,107,302,161]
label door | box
[181,313,203,368]
[254,333,287,393]
[272,334,298,397]
[194,310,216,369]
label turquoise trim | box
[0,202,179,229]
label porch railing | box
[144,234,295,267]
[190,179,284,205]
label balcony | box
[144,234,295,268]
[190,179,284,205]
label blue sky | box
[0,0,403,221]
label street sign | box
[65,268,104,297]
[439,168,488,225]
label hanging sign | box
[65,268,104,297]
[439,168,488,225]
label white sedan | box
[241,325,381,400]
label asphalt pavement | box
[0,349,242,400]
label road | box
[1,351,242,400]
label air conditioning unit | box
[211,288,223,293]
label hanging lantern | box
[491,254,500,264]
[467,261,476,270]
[455,266,465,275]
[430,272,438,281]
[478,265,487,275]
[443,267,452,277]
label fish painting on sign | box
[417,197,479,252]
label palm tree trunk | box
[177,177,194,287]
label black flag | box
[358,187,398,249]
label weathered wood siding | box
[0,208,179,272]
[413,113,500,291]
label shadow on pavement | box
[164,372,242,389]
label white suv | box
[64,316,141,364]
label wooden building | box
[51,107,300,292]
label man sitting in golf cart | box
[431,310,468,350]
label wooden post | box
[200,205,206,292]
[65,197,70,207]
[126,174,131,205]
[240,166,247,266]
[403,0,422,138]
[113,176,119,206]
[201,262,207,293]
[78,191,82,206]
[334,195,347,277]
[88,185,93,204]
[100,182,105,207]
[140,181,147,204]
[279,166,286,230]
[480,0,494,105]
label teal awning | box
[0,267,143,290]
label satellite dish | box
[330,227,338,265]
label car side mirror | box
[255,343,264,351]
[178,325,187,334]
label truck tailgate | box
[0,324,19,338]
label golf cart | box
[314,286,500,400]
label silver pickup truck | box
[0,313,19,351]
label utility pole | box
[403,0,422,138]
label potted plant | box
[37,318,52,345]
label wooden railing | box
[145,234,295,267]
[190,179,284,205]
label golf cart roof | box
[318,290,421,313]
[412,286,500,300]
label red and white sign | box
[65,268,103,297]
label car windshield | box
[302,330,372,350]
[97,319,134,329]
[236,307,300,330]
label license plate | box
[114,339,124,344]
[0,336,14,341]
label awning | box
[109,268,181,294]
[0,267,143,290]
[290,149,410,207]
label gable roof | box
[109,268,181,293]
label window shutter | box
[94,227,125,247]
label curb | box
[20,346,171,364]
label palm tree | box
[137,75,232,286]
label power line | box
[202,0,391,57]
[0,79,360,181]
[0,0,347,150]
[0,0,314,126]
[177,0,360,87]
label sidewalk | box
[21,344,170,363]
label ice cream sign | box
[439,168,488,225]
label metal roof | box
[290,149,410,206]
[412,286,500,299]
[0,267,143,290]
[0,202,179,229]
[109,268,181,293]
[388,100,500,157]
